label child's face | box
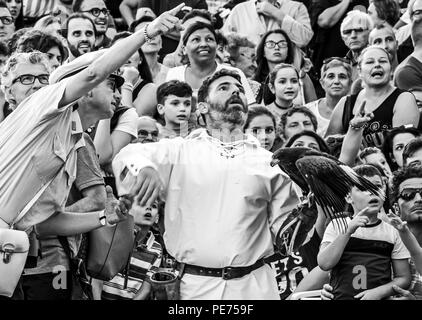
[349,175,384,216]
[131,201,159,227]
[362,152,392,177]
[245,115,276,151]
[284,112,314,140]
[272,68,299,103]
[160,94,192,126]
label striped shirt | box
[23,0,71,18]
[101,231,162,300]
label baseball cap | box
[49,49,125,88]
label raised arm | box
[338,101,373,166]
[58,3,185,108]
[317,0,351,29]
[119,0,142,27]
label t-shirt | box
[266,230,321,299]
[304,99,330,136]
[101,231,162,300]
[394,56,422,93]
[321,217,410,300]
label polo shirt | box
[0,78,83,231]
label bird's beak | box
[270,159,280,167]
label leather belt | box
[174,258,266,280]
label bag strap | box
[10,140,79,229]
[10,174,58,229]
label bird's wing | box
[295,155,385,231]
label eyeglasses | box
[12,74,49,85]
[342,28,367,35]
[264,40,288,49]
[399,188,422,201]
[82,8,109,17]
[138,130,159,138]
[322,57,351,65]
[0,16,14,25]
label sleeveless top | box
[341,88,404,148]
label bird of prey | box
[271,147,385,255]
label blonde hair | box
[340,10,374,34]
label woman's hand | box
[349,101,373,130]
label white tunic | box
[112,128,300,299]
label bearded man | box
[112,68,300,300]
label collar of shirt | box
[71,110,84,148]
[345,51,358,66]
[187,127,261,148]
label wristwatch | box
[98,210,106,226]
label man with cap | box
[112,68,300,300]
[0,3,186,299]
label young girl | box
[244,106,277,152]
[266,64,300,124]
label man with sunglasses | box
[386,165,422,299]
[340,10,373,81]
[0,1,14,43]
[73,0,112,49]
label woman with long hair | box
[253,29,316,105]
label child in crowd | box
[266,63,300,123]
[244,106,277,152]
[359,147,393,178]
[318,164,411,300]
[156,80,193,139]
[279,106,318,142]
[97,199,164,300]
[133,116,160,144]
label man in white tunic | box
[112,68,300,300]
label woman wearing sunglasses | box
[326,46,419,149]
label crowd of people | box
[1,0,422,300]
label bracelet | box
[121,82,134,92]
[98,209,116,227]
[143,24,153,43]
[349,121,364,130]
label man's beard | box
[209,95,248,126]
[68,41,93,58]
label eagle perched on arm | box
[271,147,384,255]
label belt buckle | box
[222,267,235,280]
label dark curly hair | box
[391,165,422,203]
[371,0,400,27]
[284,130,330,154]
[197,68,242,103]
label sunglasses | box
[399,188,422,201]
[342,28,367,35]
[82,8,109,17]
[12,74,50,85]
[0,16,14,25]
[322,57,351,65]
